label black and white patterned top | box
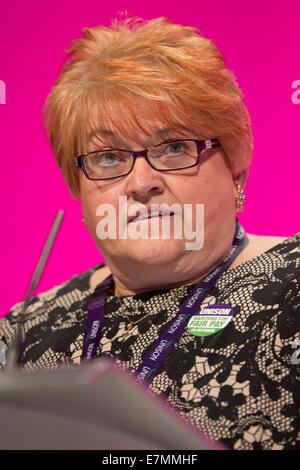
[1,232,300,450]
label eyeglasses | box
[75,138,220,181]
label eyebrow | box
[87,125,191,142]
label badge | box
[187,303,234,337]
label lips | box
[128,207,175,224]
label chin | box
[118,238,184,265]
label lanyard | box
[81,219,249,385]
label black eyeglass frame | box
[74,138,221,181]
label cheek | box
[186,167,235,215]
[204,180,235,215]
[80,182,121,230]
[79,178,93,219]
[79,177,102,224]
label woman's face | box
[79,101,246,289]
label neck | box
[113,275,203,297]
[112,255,228,297]
[97,225,249,297]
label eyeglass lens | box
[83,140,198,180]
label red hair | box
[42,16,253,199]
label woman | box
[1,17,299,450]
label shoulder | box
[247,231,300,259]
[0,263,104,369]
[246,233,289,253]
[229,231,300,271]
[0,263,104,332]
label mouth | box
[128,211,175,224]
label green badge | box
[187,303,233,337]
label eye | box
[149,141,190,160]
[166,142,185,154]
[90,151,127,167]
[98,152,119,166]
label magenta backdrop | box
[1,0,299,318]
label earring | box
[235,184,246,212]
[82,217,85,224]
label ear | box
[232,168,249,189]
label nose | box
[125,154,165,200]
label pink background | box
[1,0,299,318]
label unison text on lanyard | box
[81,218,249,385]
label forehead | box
[88,124,193,144]
[86,98,200,148]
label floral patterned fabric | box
[1,231,300,450]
